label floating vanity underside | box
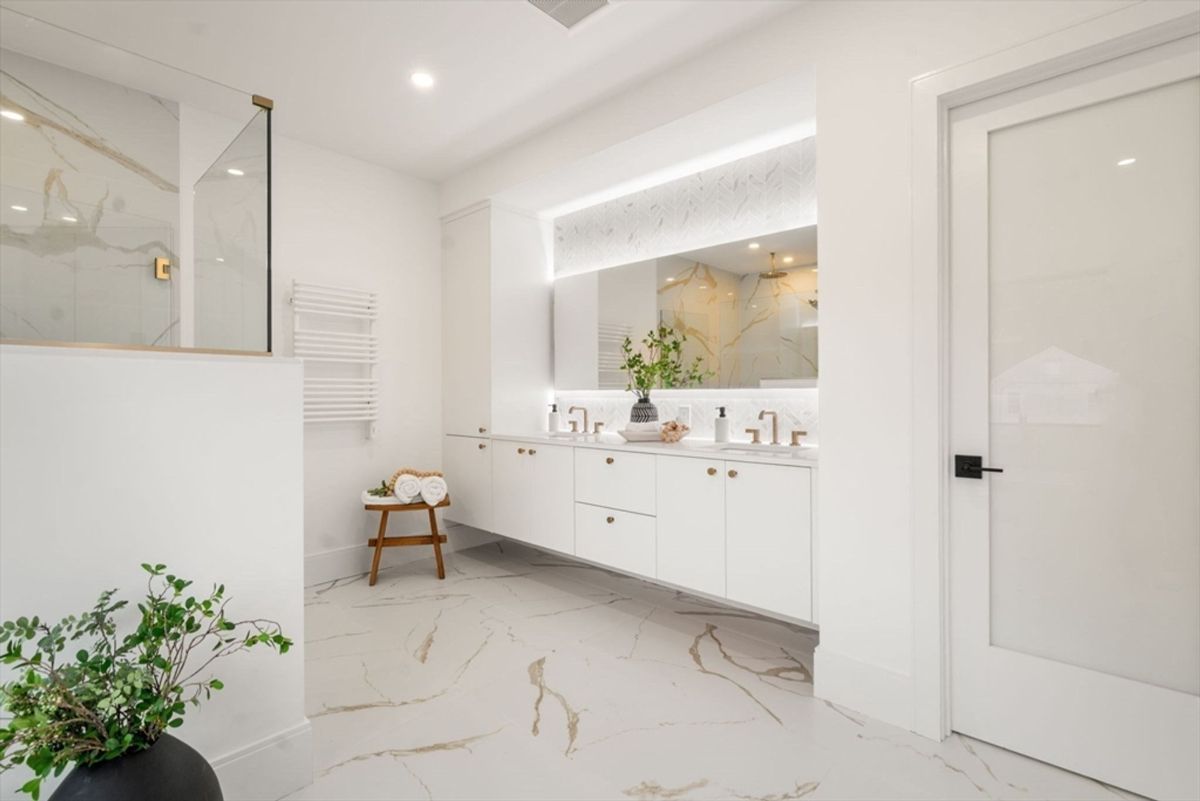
[443,433,817,627]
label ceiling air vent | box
[528,0,609,29]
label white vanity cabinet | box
[482,436,816,626]
[491,440,574,554]
[442,435,492,531]
[725,461,813,621]
[656,455,726,596]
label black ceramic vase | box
[630,398,659,423]
[50,734,223,801]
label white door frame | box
[909,1,1200,741]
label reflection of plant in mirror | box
[619,325,712,400]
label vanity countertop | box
[491,432,818,468]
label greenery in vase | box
[619,325,713,400]
[0,564,291,799]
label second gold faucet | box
[758,409,780,445]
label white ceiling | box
[678,225,818,276]
[0,0,795,181]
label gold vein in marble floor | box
[290,540,1145,801]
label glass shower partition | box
[0,6,271,354]
[193,108,271,353]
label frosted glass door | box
[949,40,1200,800]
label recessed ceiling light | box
[216,257,225,263]
[665,277,675,282]
[226,168,245,177]
[61,216,77,222]
[0,109,24,122]
[10,205,28,212]
[783,256,794,264]
[411,71,435,90]
[1116,157,1136,167]
[748,242,760,250]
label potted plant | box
[619,325,712,423]
[0,564,291,800]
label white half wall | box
[0,345,309,800]
[439,0,1136,736]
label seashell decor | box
[660,420,689,443]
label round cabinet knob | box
[529,449,537,455]
[707,467,717,476]
[517,447,526,454]
[605,457,614,465]
[478,443,487,450]
[728,469,738,478]
[606,516,615,524]
[479,427,487,433]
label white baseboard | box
[813,645,914,733]
[212,719,312,801]
[304,524,499,587]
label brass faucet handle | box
[744,428,762,444]
[569,420,579,433]
[790,429,807,447]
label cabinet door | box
[442,435,492,530]
[491,441,529,542]
[525,443,575,555]
[442,208,492,437]
[656,455,726,596]
[725,463,813,621]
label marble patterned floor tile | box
[289,541,1141,801]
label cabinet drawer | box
[574,448,656,515]
[575,503,655,578]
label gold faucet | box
[568,406,589,434]
[744,428,762,444]
[790,429,807,447]
[758,409,780,445]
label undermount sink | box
[719,443,817,459]
[549,431,592,439]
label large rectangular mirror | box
[554,226,818,389]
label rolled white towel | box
[420,475,448,506]
[393,473,421,503]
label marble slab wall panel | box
[553,390,818,444]
[553,138,816,276]
[0,48,180,345]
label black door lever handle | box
[955,454,1003,479]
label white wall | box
[268,136,481,585]
[0,346,308,801]
[440,0,1135,735]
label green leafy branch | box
[0,564,290,799]
[618,325,713,400]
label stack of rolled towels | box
[387,468,449,505]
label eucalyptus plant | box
[0,564,291,799]
[619,324,712,399]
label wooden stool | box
[364,496,451,586]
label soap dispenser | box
[714,406,730,443]
[548,403,561,433]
